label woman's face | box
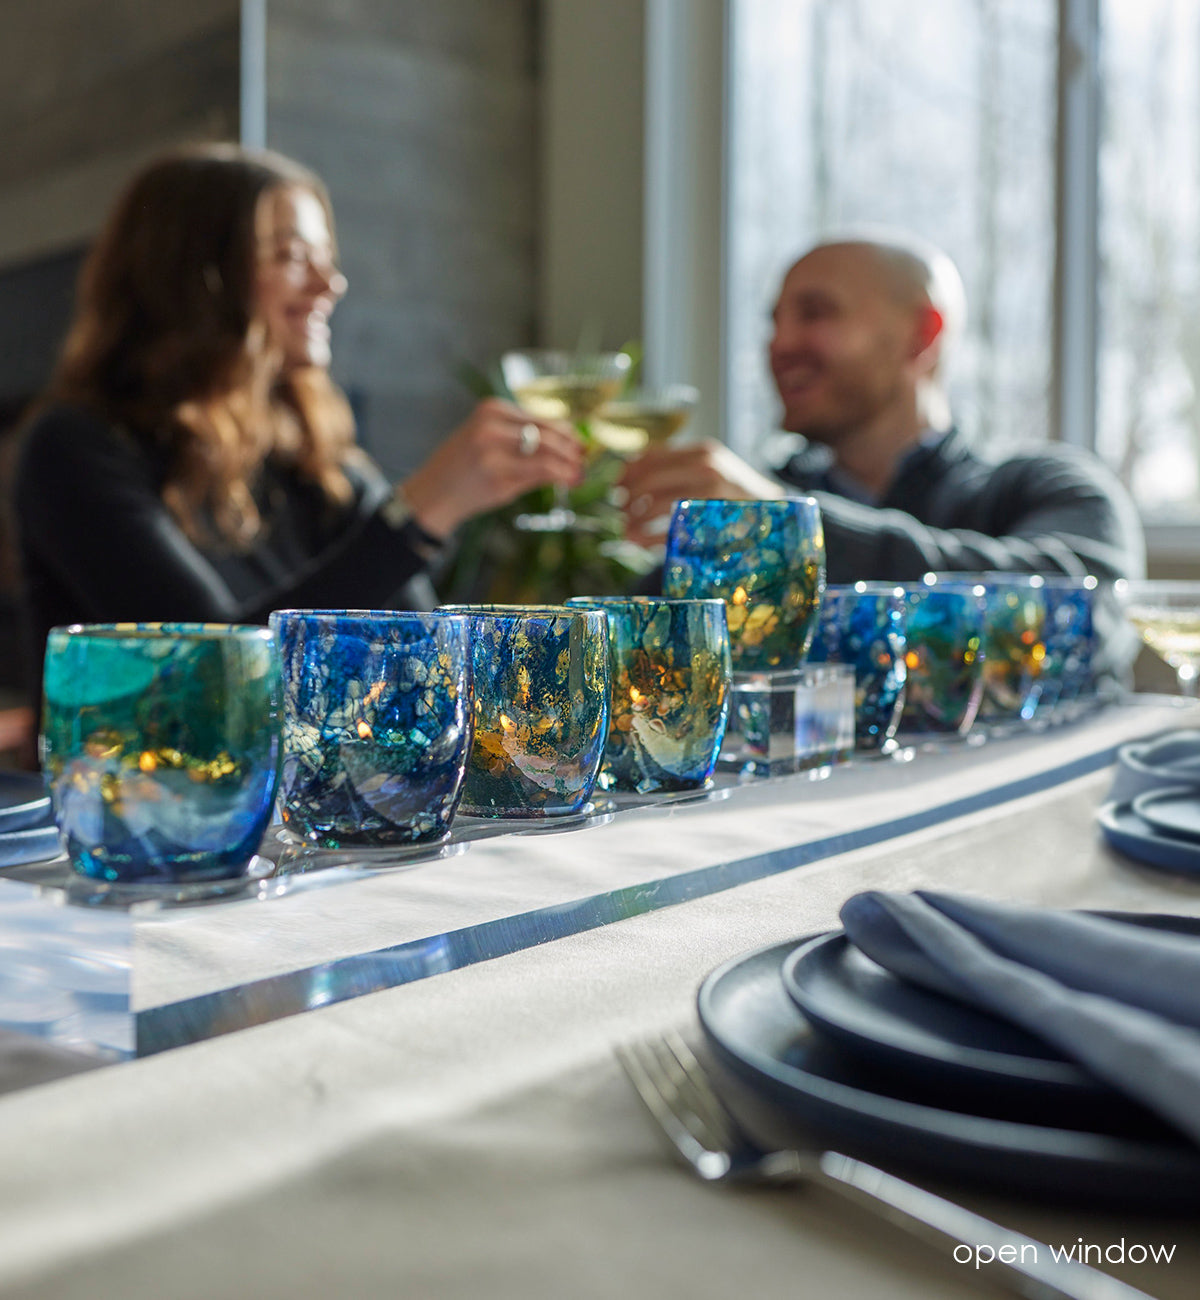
[254,185,347,372]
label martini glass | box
[501,349,632,532]
[1114,579,1200,696]
[592,383,700,544]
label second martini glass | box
[1115,578,1200,696]
[590,383,700,458]
[501,349,632,532]
[591,383,700,543]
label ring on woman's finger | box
[517,423,541,456]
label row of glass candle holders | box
[39,577,1097,887]
[39,493,1102,885]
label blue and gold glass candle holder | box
[1038,575,1098,715]
[41,623,282,883]
[270,610,472,848]
[565,596,731,793]
[663,497,825,671]
[898,582,987,735]
[807,582,907,750]
[439,605,609,818]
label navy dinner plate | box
[1131,785,1200,842]
[778,916,1200,1125]
[780,931,1102,1103]
[1097,799,1200,875]
[697,937,1200,1208]
[0,772,51,833]
[0,772,60,867]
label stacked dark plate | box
[0,772,61,868]
[698,910,1200,1209]
[1098,729,1200,874]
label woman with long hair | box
[14,142,579,690]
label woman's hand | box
[401,398,584,538]
[618,440,784,547]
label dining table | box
[0,695,1198,1300]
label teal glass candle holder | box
[270,610,472,848]
[663,497,825,671]
[439,605,609,817]
[927,573,1052,723]
[41,623,282,883]
[898,582,987,734]
[807,582,907,750]
[565,596,731,793]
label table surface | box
[2,700,1200,1300]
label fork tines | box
[617,1032,738,1179]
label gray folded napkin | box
[840,891,1200,1146]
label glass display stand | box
[0,878,132,1059]
[720,664,856,778]
[0,693,1165,1073]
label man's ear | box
[911,304,945,368]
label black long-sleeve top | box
[777,429,1146,585]
[776,428,1146,585]
[14,403,442,696]
[776,428,1147,680]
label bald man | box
[620,235,1144,595]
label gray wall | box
[0,1,241,405]
[540,0,643,353]
[264,0,541,477]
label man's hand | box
[618,440,785,546]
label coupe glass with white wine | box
[500,349,632,531]
[590,383,700,458]
[1115,579,1200,696]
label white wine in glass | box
[508,374,625,423]
[500,349,632,531]
[590,383,700,458]
[1115,579,1200,696]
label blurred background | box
[0,0,1195,695]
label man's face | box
[768,244,921,442]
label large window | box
[1098,0,1200,516]
[724,0,1200,534]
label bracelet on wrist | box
[380,484,446,550]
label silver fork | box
[617,1032,1152,1300]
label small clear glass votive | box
[565,596,731,793]
[721,664,855,778]
[898,581,987,735]
[663,497,826,671]
[438,605,609,817]
[270,610,473,848]
[41,623,282,883]
[807,582,907,750]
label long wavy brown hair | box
[46,142,359,547]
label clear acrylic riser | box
[0,686,1131,1066]
[720,664,856,778]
